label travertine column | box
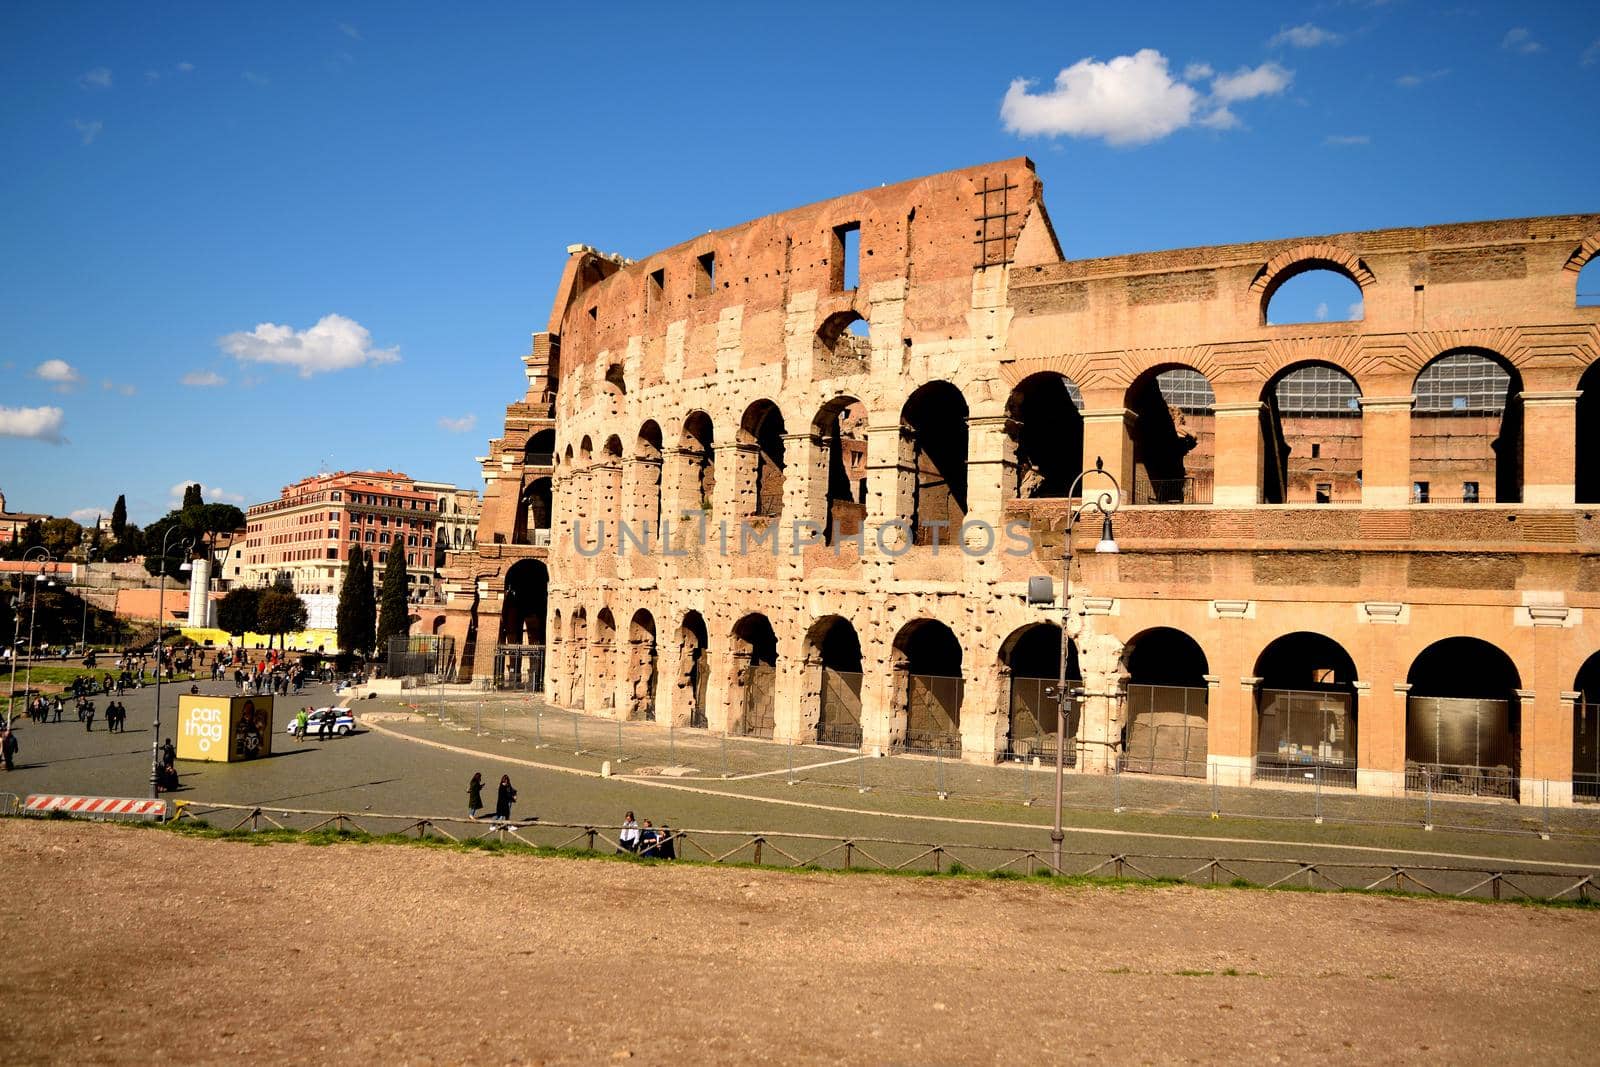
[1080,408,1136,507]
[1358,395,1415,507]
[1211,402,1265,507]
[1519,390,1581,505]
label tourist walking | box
[294,707,309,742]
[468,772,484,820]
[1,727,17,771]
[493,774,517,822]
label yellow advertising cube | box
[175,695,274,762]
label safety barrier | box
[22,794,167,820]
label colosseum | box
[437,157,1600,805]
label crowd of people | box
[617,810,678,860]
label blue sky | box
[2,1,1596,526]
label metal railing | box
[1131,476,1213,505]
[58,800,1592,903]
[1407,762,1518,800]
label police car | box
[287,707,356,737]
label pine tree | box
[375,547,411,660]
[182,484,203,508]
[337,547,367,656]
[110,495,128,538]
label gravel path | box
[2,819,1597,1064]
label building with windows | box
[0,489,52,545]
[239,471,477,605]
[439,158,1600,806]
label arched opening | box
[593,608,617,711]
[1260,364,1362,505]
[730,613,778,738]
[524,428,555,468]
[1122,627,1209,777]
[808,615,863,747]
[627,609,657,722]
[899,382,968,544]
[680,411,716,515]
[738,400,786,519]
[1406,637,1521,798]
[1577,362,1600,503]
[513,477,553,546]
[679,611,709,729]
[1253,633,1359,787]
[1411,350,1522,504]
[893,619,963,755]
[814,310,872,377]
[1000,623,1079,763]
[1264,267,1365,325]
[603,363,626,397]
[498,559,548,645]
[1574,652,1600,803]
[1005,373,1085,499]
[635,421,664,535]
[1126,368,1214,504]
[812,396,867,546]
[567,608,588,709]
[1579,257,1600,307]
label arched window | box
[627,609,657,722]
[1406,637,1521,798]
[811,396,867,545]
[1126,367,1214,504]
[680,412,715,514]
[679,610,709,729]
[1005,372,1085,499]
[893,619,963,754]
[1000,623,1078,762]
[1579,257,1600,308]
[524,429,555,468]
[731,614,778,738]
[1578,362,1600,503]
[1122,627,1209,777]
[635,421,664,533]
[1265,269,1365,325]
[1261,364,1362,504]
[814,311,871,377]
[1253,632,1359,787]
[899,381,968,544]
[807,615,863,747]
[738,400,786,519]
[1411,350,1521,504]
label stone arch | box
[1573,651,1600,802]
[603,362,626,396]
[806,614,864,746]
[1121,626,1210,776]
[1252,632,1359,785]
[1406,637,1521,797]
[891,618,963,754]
[1578,361,1600,503]
[513,477,552,545]
[898,381,969,545]
[1260,361,1363,504]
[738,399,787,519]
[814,310,871,376]
[729,613,778,738]
[524,428,555,467]
[1124,365,1215,505]
[679,610,709,729]
[567,607,589,708]
[627,608,658,722]
[1410,348,1522,504]
[498,559,547,645]
[634,420,665,534]
[1004,372,1085,500]
[593,607,617,711]
[679,410,716,515]
[810,395,868,545]
[998,622,1079,762]
[1250,242,1376,303]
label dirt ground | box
[2,820,1597,1065]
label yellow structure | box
[175,694,275,762]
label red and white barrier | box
[24,794,168,819]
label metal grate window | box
[1414,353,1511,414]
[1154,369,1215,414]
[1274,365,1361,415]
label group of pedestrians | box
[466,772,525,823]
[617,810,677,860]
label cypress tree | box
[337,547,366,655]
[375,547,410,659]
[110,495,128,538]
[182,484,203,509]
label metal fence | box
[387,634,456,681]
[493,644,545,692]
[1255,687,1357,789]
[127,801,1600,904]
[1131,475,1213,505]
[1123,684,1208,777]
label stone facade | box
[441,158,1600,804]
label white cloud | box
[1001,50,1200,145]
[1501,27,1542,54]
[1347,299,1365,321]
[100,379,137,396]
[338,22,362,40]
[180,369,227,387]
[219,314,399,377]
[1315,301,1330,321]
[80,67,112,89]
[1199,106,1240,130]
[438,414,477,433]
[1583,39,1600,66]
[1211,62,1294,103]
[1396,69,1450,87]
[69,508,103,525]
[1269,24,1342,48]
[33,359,82,391]
[176,61,194,73]
[73,119,103,146]
[1183,62,1214,82]
[0,405,66,443]
[168,482,245,507]
[242,71,270,86]
[1325,134,1371,146]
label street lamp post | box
[17,547,58,729]
[1037,458,1120,875]
[152,529,193,798]
[80,546,96,651]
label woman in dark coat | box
[467,772,484,820]
[494,774,517,822]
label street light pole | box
[1047,458,1120,875]
[152,529,193,798]
[19,547,57,729]
[80,547,96,650]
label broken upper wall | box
[545,158,1044,390]
[1007,213,1600,397]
